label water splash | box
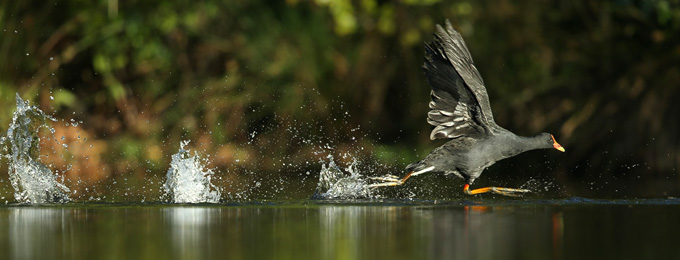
[163,140,221,203]
[311,155,373,199]
[0,94,70,203]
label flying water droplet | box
[162,140,221,203]
[0,94,70,203]
[311,155,372,200]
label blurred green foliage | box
[1,0,680,198]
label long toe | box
[491,187,531,197]
[368,181,401,188]
[368,175,400,182]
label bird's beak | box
[551,135,565,152]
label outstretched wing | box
[423,20,499,140]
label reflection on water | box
[0,201,679,259]
[7,208,71,260]
[319,205,564,259]
[164,207,219,259]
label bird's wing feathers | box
[423,20,498,140]
[424,44,481,140]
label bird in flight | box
[370,20,565,196]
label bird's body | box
[370,20,564,196]
[406,131,557,185]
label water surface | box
[0,199,678,260]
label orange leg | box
[399,171,415,183]
[463,184,531,197]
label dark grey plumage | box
[405,20,564,187]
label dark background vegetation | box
[1,0,679,199]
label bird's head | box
[536,133,565,152]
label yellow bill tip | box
[551,135,565,152]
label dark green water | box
[0,199,678,260]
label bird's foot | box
[463,184,531,197]
[488,187,531,197]
[368,175,403,188]
[368,167,433,189]
[369,175,401,181]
